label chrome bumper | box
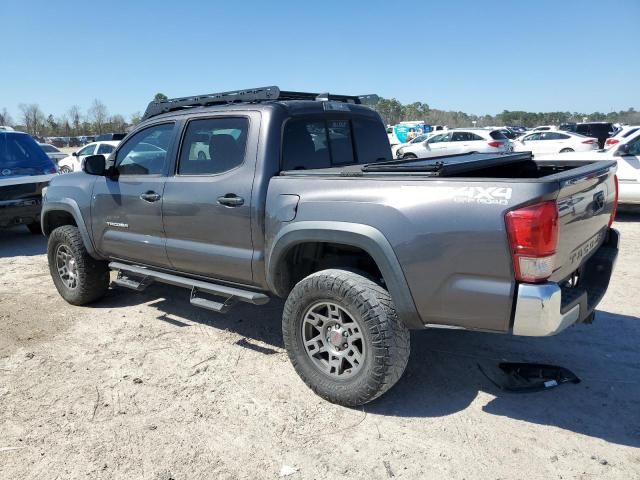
[512,228,619,337]
[512,283,580,336]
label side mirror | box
[72,151,79,157]
[83,154,106,175]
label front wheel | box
[47,225,110,305]
[282,269,410,406]
[560,148,574,153]
[59,166,72,174]
[401,153,417,159]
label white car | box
[512,131,598,157]
[58,141,120,173]
[532,125,557,132]
[605,125,640,148]
[537,131,640,204]
[396,129,511,159]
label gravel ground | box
[1,213,639,480]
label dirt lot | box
[1,214,639,480]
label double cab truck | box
[42,86,619,406]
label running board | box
[109,262,270,311]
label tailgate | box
[551,162,617,282]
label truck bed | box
[279,152,615,182]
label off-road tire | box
[27,223,42,235]
[47,225,110,305]
[283,269,410,406]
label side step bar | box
[109,262,270,313]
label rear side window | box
[353,117,392,163]
[178,117,249,175]
[0,133,56,175]
[451,132,471,142]
[97,143,115,155]
[489,130,508,140]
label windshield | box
[0,132,57,176]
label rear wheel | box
[560,148,574,153]
[401,153,417,159]
[282,269,410,406]
[47,225,110,305]
[59,166,72,174]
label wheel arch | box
[267,221,422,329]
[41,200,102,260]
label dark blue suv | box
[0,130,57,233]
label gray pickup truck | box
[42,86,619,406]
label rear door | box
[450,131,470,154]
[91,122,176,267]
[162,113,259,284]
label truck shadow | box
[0,227,48,258]
[367,310,640,448]
[95,285,639,447]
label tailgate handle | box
[593,191,605,212]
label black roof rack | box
[142,86,379,120]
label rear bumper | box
[512,228,619,337]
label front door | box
[162,114,258,284]
[91,122,176,267]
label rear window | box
[490,130,508,140]
[0,133,56,176]
[282,116,390,170]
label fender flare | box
[267,221,422,329]
[41,199,103,260]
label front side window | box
[116,123,174,175]
[78,144,96,156]
[178,117,249,175]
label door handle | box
[140,191,161,202]
[217,194,244,207]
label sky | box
[1,0,639,122]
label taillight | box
[606,138,619,146]
[609,175,618,227]
[505,201,559,283]
[581,139,596,144]
[488,141,503,148]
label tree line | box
[372,98,640,128]
[2,94,639,137]
[0,94,169,138]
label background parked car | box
[537,130,640,204]
[68,137,82,147]
[0,130,57,233]
[605,125,640,148]
[57,140,120,173]
[49,137,67,148]
[38,143,67,164]
[95,133,126,142]
[396,128,511,159]
[513,131,598,156]
[559,122,614,149]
